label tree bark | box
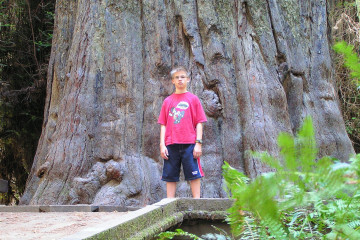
[21,0,354,206]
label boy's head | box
[170,66,190,79]
[170,66,190,93]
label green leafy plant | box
[157,228,204,240]
[333,41,360,88]
[331,2,360,152]
[223,116,360,239]
[157,117,359,239]
[156,224,233,240]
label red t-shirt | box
[158,92,207,146]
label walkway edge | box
[62,198,233,240]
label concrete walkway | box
[0,204,135,240]
[0,204,139,240]
[0,198,233,240]
[0,211,129,240]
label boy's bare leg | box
[166,182,177,198]
[190,178,201,198]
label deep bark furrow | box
[266,0,286,64]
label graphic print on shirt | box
[169,101,189,124]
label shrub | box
[223,117,360,239]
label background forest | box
[0,0,54,204]
[0,0,359,205]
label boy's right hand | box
[160,145,169,160]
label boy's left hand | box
[193,143,202,159]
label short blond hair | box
[170,66,190,78]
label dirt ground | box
[0,211,128,240]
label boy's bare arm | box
[193,122,203,159]
[160,125,169,160]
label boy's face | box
[172,70,190,91]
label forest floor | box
[0,211,128,239]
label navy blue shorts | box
[162,144,204,182]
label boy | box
[158,66,207,198]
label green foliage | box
[331,2,360,153]
[156,224,233,240]
[223,116,360,239]
[333,41,360,88]
[0,0,55,204]
[157,228,204,240]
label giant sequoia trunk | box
[21,0,354,205]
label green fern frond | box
[296,116,317,173]
[223,116,360,239]
[238,216,261,239]
[261,217,288,239]
[333,41,360,87]
[277,132,296,172]
[348,220,360,229]
[156,229,204,240]
[348,154,360,176]
[222,161,249,194]
[330,223,360,239]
